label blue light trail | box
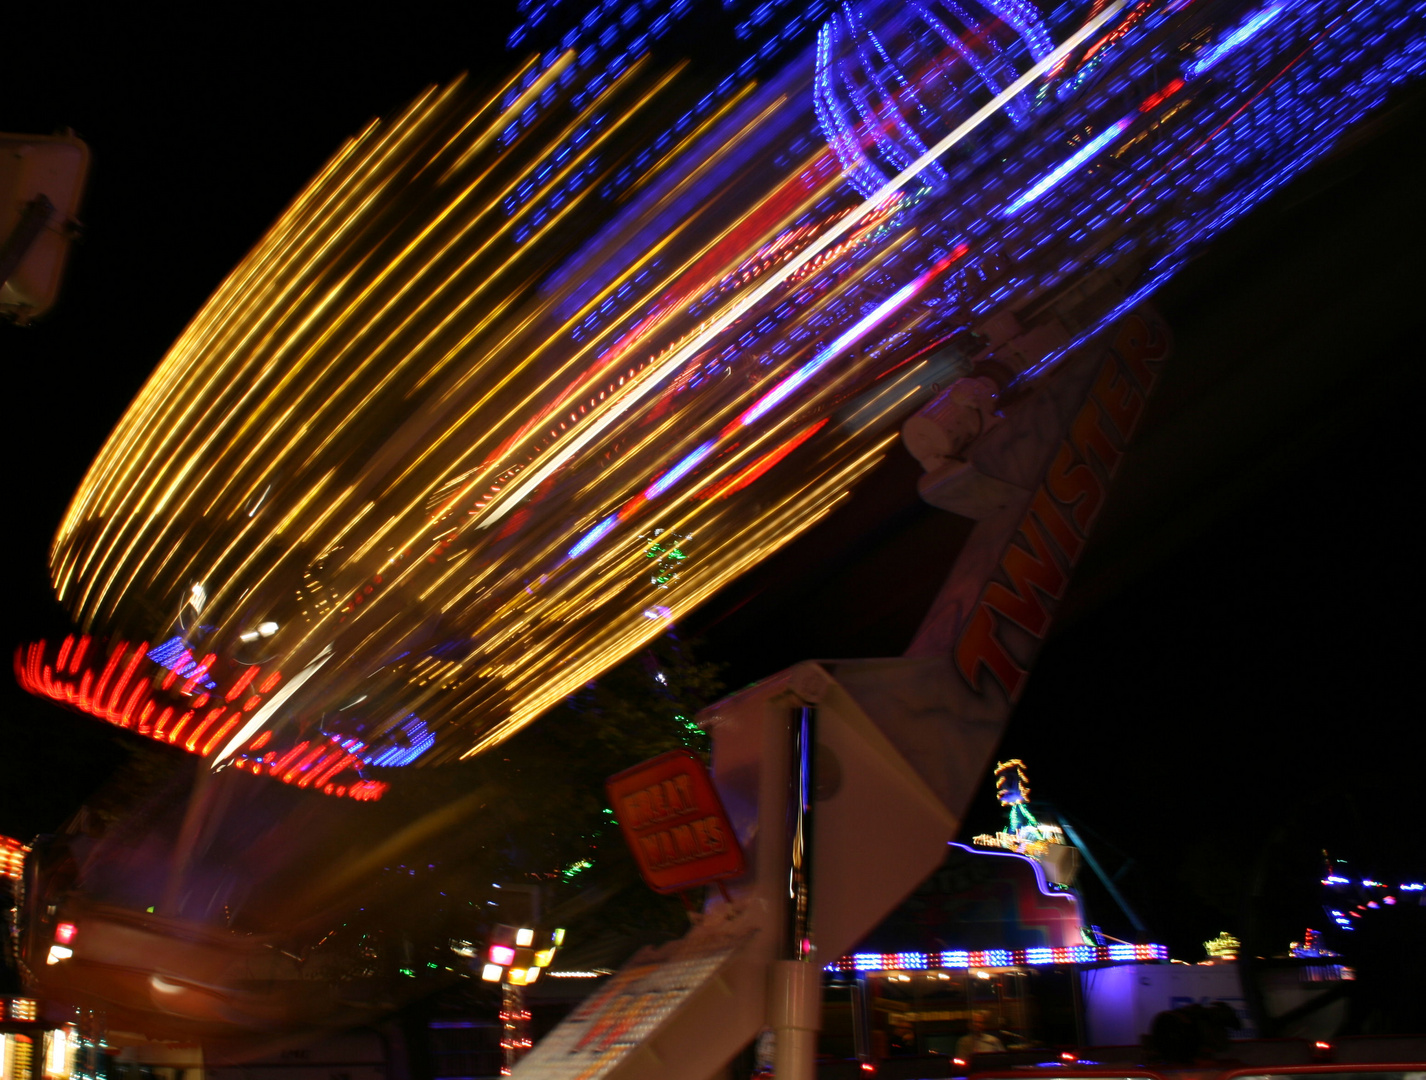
[1003,118,1132,216]
[739,277,925,426]
[643,440,717,498]
[1187,4,1285,78]
[567,513,620,558]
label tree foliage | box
[457,630,725,959]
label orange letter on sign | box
[980,518,1068,638]
[1045,442,1104,534]
[955,604,1028,700]
[1092,356,1146,442]
[1112,314,1168,390]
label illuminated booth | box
[815,764,1169,1074]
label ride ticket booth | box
[816,841,1169,1074]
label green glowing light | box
[562,858,595,881]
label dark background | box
[3,2,1424,965]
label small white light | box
[481,963,503,982]
[258,621,279,637]
[46,945,73,965]
[516,927,535,947]
[10,998,38,1021]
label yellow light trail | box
[45,2,1127,771]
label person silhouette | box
[955,1012,1007,1062]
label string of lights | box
[824,943,1169,971]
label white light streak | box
[210,645,333,766]
[1004,118,1132,215]
[476,0,1128,529]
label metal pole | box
[1051,809,1147,936]
[786,704,815,961]
[772,704,820,1080]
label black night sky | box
[3,3,1424,968]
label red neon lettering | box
[92,648,123,710]
[167,711,195,743]
[294,748,334,787]
[120,682,146,727]
[980,517,1069,638]
[284,742,327,783]
[224,664,260,703]
[186,706,227,752]
[107,644,147,715]
[1139,77,1185,113]
[955,605,1028,699]
[201,715,242,757]
[269,740,309,775]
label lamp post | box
[480,919,564,1075]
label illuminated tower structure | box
[996,758,1059,846]
[972,759,1074,878]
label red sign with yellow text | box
[606,749,745,894]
